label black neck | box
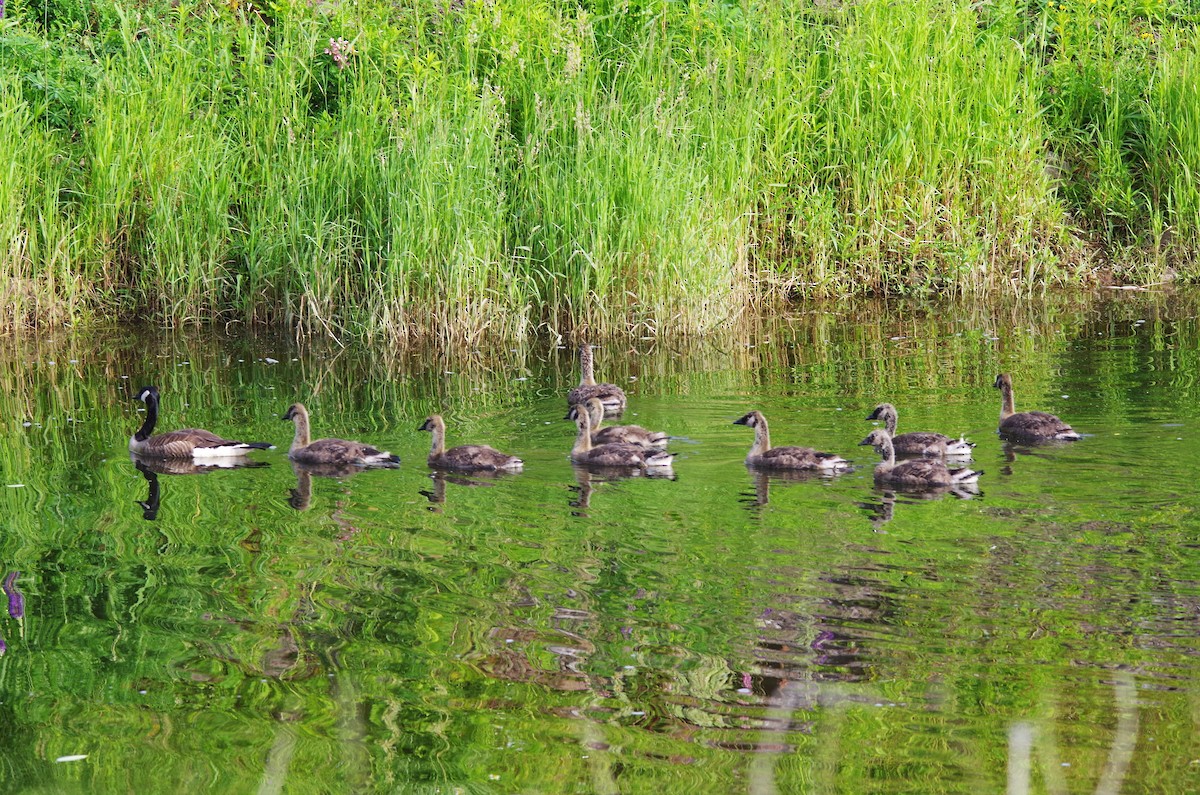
[135,393,159,441]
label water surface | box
[2,292,1200,793]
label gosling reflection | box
[1000,439,1075,472]
[740,468,836,514]
[288,460,364,512]
[858,483,981,529]
[569,463,675,516]
[132,453,268,521]
[419,469,508,513]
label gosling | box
[566,344,627,414]
[993,374,1082,442]
[859,428,982,487]
[281,403,400,467]
[866,403,974,458]
[733,410,850,471]
[419,414,523,472]
[571,408,673,468]
[565,397,668,450]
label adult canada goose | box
[281,403,400,467]
[565,397,668,450]
[993,374,1082,442]
[571,408,674,468]
[418,414,524,472]
[566,344,627,414]
[129,385,273,459]
[859,429,982,487]
[865,403,975,458]
[732,410,850,471]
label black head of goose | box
[419,414,523,472]
[732,410,850,472]
[993,374,1082,442]
[281,403,400,467]
[129,385,273,460]
[566,344,627,414]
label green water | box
[2,293,1200,794]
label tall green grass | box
[756,0,1071,296]
[4,0,1200,341]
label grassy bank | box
[3,0,1199,341]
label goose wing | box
[143,428,248,457]
[567,384,627,411]
[1001,411,1078,440]
[886,459,954,485]
[756,445,847,471]
[593,424,668,449]
[437,444,523,471]
[891,431,953,457]
[295,437,397,466]
[579,442,646,467]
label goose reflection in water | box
[999,439,1078,476]
[569,463,675,516]
[740,468,839,515]
[131,453,268,521]
[287,460,365,512]
[419,469,509,513]
[857,482,981,530]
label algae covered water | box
[2,292,1199,793]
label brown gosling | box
[566,344,627,414]
[571,408,673,468]
[732,410,850,472]
[993,374,1082,442]
[130,385,272,460]
[281,403,400,467]
[418,414,523,472]
[859,428,982,487]
[565,397,668,450]
[866,403,974,458]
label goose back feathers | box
[565,398,668,450]
[419,414,523,472]
[130,386,273,459]
[859,429,981,487]
[733,410,850,471]
[993,374,1082,442]
[282,403,400,467]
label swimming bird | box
[565,397,668,450]
[571,408,674,468]
[419,414,523,472]
[129,385,273,459]
[566,344,627,414]
[859,429,982,487]
[281,403,400,467]
[993,374,1082,442]
[866,403,974,458]
[732,410,850,471]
